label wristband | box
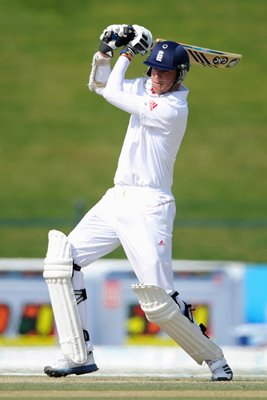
[120,47,134,60]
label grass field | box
[0,376,267,400]
[0,0,266,261]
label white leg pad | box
[43,230,87,364]
[132,284,223,365]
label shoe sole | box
[212,374,233,382]
[44,363,98,378]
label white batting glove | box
[99,24,135,57]
[127,25,153,56]
[100,24,131,42]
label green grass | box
[0,0,266,261]
[0,376,267,400]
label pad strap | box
[73,263,81,271]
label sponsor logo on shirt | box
[149,100,158,111]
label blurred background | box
[0,0,266,261]
[0,0,267,374]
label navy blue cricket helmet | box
[144,40,190,83]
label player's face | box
[151,68,177,94]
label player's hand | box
[121,25,153,57]
[99,24,135,57]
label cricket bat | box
[155,38,242,68]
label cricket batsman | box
[43,24,233,381]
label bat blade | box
[155,39,242,69]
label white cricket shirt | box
[102,56,189,193]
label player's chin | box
[152,81,173,95]
[152,85,164,95]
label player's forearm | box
[87,52,111,93]
[102,55,141,114]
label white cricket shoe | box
[44,351,98,377]
[206,358,233,381]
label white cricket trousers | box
[68,185,176,293]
